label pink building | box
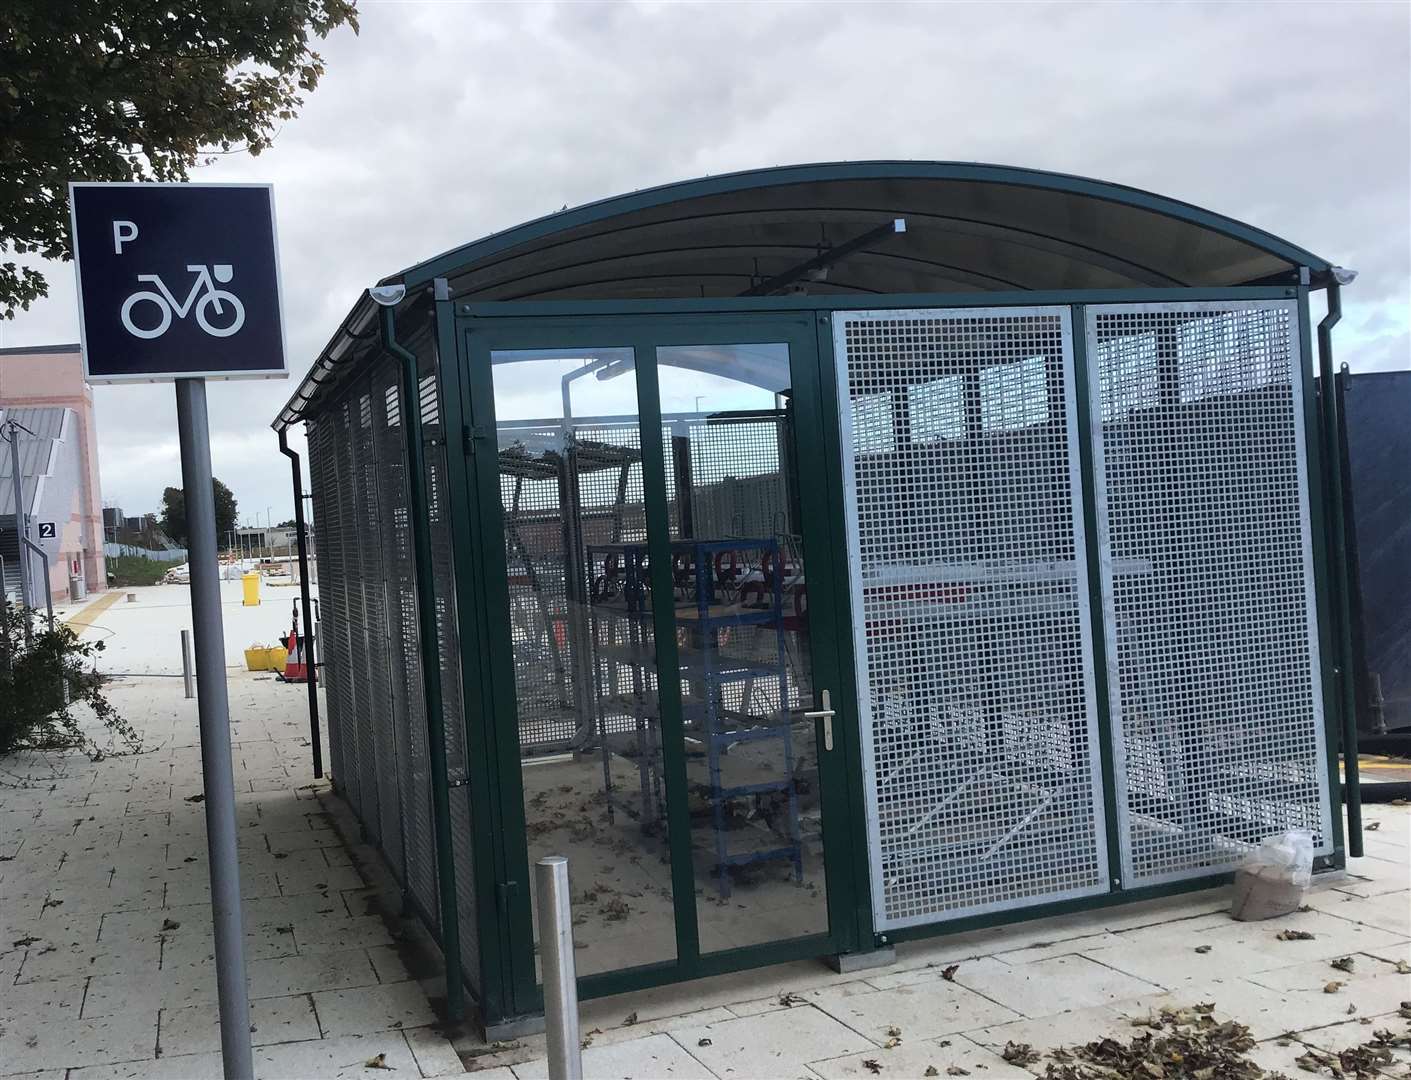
[0,343,106,601]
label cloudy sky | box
[1,0,1407,525]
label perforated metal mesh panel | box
[329,400,365,819]
[835,308,1108,931]
[372,362,440,929]
[499,419,648,753]
[676,412,790,540]
[421,350,477,980]
[1087,301,1332,886]
[302,336,482,997]
[306,417,349,797]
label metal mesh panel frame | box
[834,307,1109,932]
[1087,300,1334,888]
[371,358,441,929]
[419,329,478,986]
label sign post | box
[70,182,288,1080]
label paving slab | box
[807,1033,1033,1079]
[670,1005,874,1078]
[513,1033,715,1079]
[1,666,459,1079]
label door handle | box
[804,689,835,751]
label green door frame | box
[450,308,874,1021]
[435,283,1350,1026]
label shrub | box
[106,555,169,587]
[0,602,138,760]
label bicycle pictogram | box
[120,264,246,340]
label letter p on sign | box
[113,220,138,254]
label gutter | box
[1317,282,1362,857]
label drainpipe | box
[277,427,324,779]
[1317,281,1361,857]
[379,302,465,1021]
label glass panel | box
[655,343,830,953]
[489,347,678,978]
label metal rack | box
[587,537,804,895]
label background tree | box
[0,1,358,316]
[160,479,237,545]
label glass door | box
[458,312,860,1010]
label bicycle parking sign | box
[69,183,287,382]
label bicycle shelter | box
[272,162,1360,1034]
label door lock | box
[805,689,835,751]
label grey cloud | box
[2,0,1406,520]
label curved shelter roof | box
[276,161,1332,428]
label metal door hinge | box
[464,424,491,455]
[805,689,835,750]
[497,880,517,912]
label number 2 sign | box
[69,183,287,383]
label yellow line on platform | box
[65,589,125,632]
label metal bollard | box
[535,856,583,1080]
[181,629,195,699]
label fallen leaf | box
[1194,944,1212,954]
[1396,961,1411,975]
[941,963,959,981]
[1324,980,1343,993]
[886,1026,902,1038]
[863,1059,882,1074]
[1001,1042,1040,1066]
[697,1038,712,1047]
[946,1069,969,1077]
[924,1069,939,1078]
[1276,929,1315,941]
[363,1052,392,1070]
[622,1011,638,1026]
[778,991,806,1007]
[1365,821,1381,831]
[883,1037,901,1049]
[1331,956,1355,973]
[184,794,205,803]
[1346,1003,1357,1014]
[161,919,180,931]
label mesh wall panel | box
[327,403,363,814]
[334,399,371,823]
[499,419,652,753]
[1087,301,1332,886]
[420,335,476,982]
[372,367,413,889]
[350,393,385,846]
[373,362,440,928]
[306,418,349,795]
[835,308,1108,931]
[356,384,406,876]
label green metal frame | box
[425,283,1354,1026]
[1069,305,1127,891]
[450,310,875,1022]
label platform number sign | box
[38,522,56,539]
[68,183,287,383]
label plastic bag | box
[1229,830,1314,921]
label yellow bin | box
[243,645,288,672]
[242,571,260,606]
